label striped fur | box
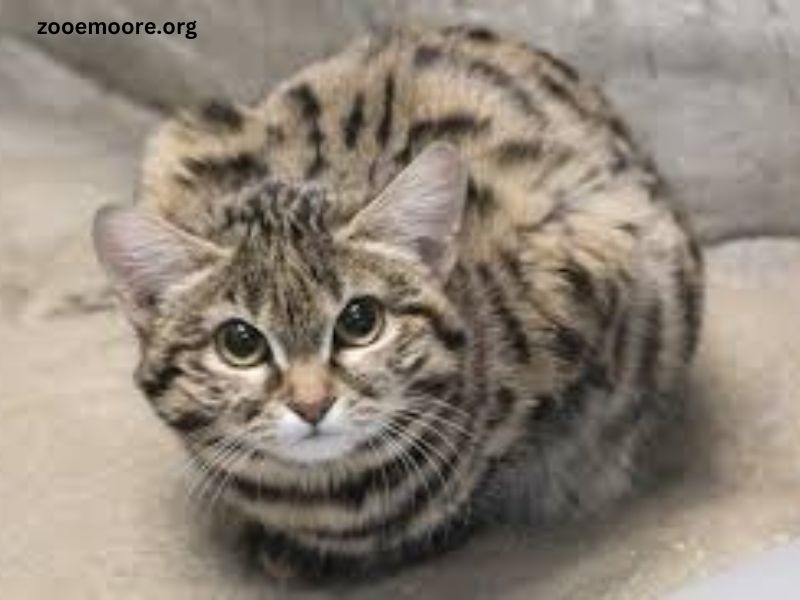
[98,25,703,577]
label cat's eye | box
[334,296,385,347]
[214,319,270,367]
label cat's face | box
[141,236,463,465]
[94,143,468,467]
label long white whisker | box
[373,419,429,503]
[397,405,476,441]
[189,430,253,512]
[205,439,252,515]
[184,436,238,505]
[363,436,390,514]
[403,394,474,420]
[399,412,463,460]
[378,418,448,502]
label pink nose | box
[287,395,335,425]
[284,361,335,426]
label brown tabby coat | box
[93,25,703,577]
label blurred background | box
[1,1,799,598]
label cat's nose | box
[288,395,334,426]
[284,360,335,426]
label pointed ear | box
[344,142,468,278]
[92,205,223,327]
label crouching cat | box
[93,25,702,578]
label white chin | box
[274,433,359,464]
[269,404,363,464]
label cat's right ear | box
[92,206,224,327]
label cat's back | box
[253,25,647,236]
[143,25,669,261]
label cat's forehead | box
[217,182,335,284]
[212,181,343,353]
[218,179,332,241]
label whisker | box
[373,420,429,504]
[208,443,253,514]
[188,430,253,511]
[401,412,463,460]
[395,406,477,441]
[378,419,449,502]
[408,394,475,417]
[364,436,391,514]
[203,434,256,515]
[403,394,475,420]
[182,437,232,502]
[191,441,242,511]
[393,422,451,502]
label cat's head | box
[93,143,470,466]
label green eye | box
[335,296,385,347]
[215,319,270,367]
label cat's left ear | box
[343,142,468,278]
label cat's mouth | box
[274,427,360,464]
[266,402,374,464]
[296,427,334,442]
[277,430,355,463]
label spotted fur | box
[93,25,703,577]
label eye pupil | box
[215,319,269,367]
[335,297,384,347]
[223,322,259,357]
[342,301,376,335]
